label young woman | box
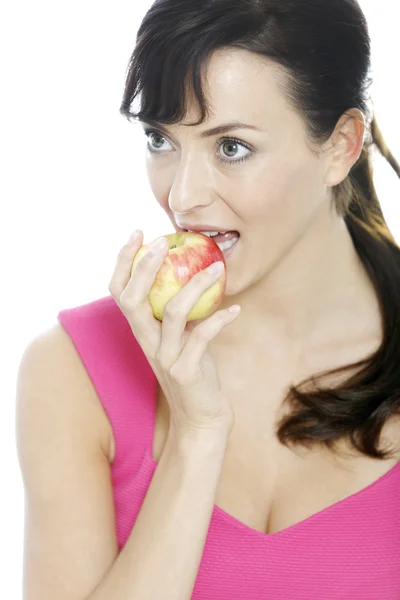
[17,0,400,598]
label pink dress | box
[58,295,400,599]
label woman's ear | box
[323,108,366,187]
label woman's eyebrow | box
[138,118,262,139]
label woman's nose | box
[167,153,214,214]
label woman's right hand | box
[108,230,241,437]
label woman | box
[16,0,400,598]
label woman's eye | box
[144,130,253,165]
[217,139,251,163]
[146,132,172,152]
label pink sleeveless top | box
[57,295,400,599]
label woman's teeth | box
[184,229,240,254]
[217,237,239,252]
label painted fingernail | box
[206,261,224,274]
[151,237,168,254]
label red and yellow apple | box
[130,231,227,321]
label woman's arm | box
[16,324,229,600]
[16,324,121,600]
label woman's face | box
[140,48,333,296]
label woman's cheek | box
[146,175,166,207]
[146,159,175,205]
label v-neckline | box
[144,448,400,538]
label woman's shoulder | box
[17,323,115,463]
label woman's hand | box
[108,230,241,437]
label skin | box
[140,48,382,364]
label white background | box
[2,0,399,596]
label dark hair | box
[119,0,400,460]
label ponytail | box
[277,110,400,460]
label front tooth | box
[187,229,224,237]
[201,231,220,237]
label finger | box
[157,262,227,369]
[122,236,170,312]
[108,230,144,299]
[169,305,241,385]
[119,237,172,350]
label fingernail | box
[151,237,168,254]
[206,261,224,274]
[128,229,141,244]
[228,305,241,314]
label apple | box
[130,231,227,322]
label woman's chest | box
[153,364,400,536]
[212,422,400,535]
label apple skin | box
[130,231,228,322]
